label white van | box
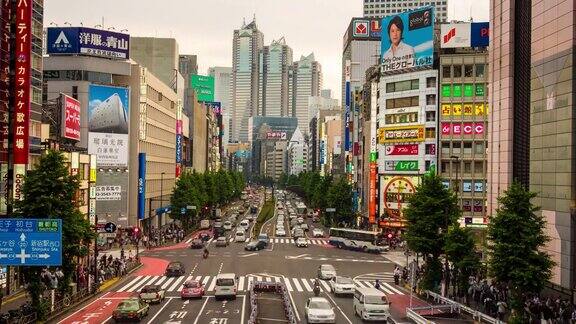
[353,287,391,321]
[234,230,246,242]
[214,273,237,299]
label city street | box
[55,198,426,324]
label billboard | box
[13,0,31,165]
[384,160,419,172]
[440,23,471,48]
[384,144,419,155]
[137,153,146,220]
[190,75,214,102]
[378,125,425,144]
[87,84,130,167]
[380,176,421,220]
[344,18,383,49]
[95,171,129,227]
[381,6,434,73]
[441,122,485,135]
[471,22,489,47]
[266,132,287,140]
[46,27,130,59]
[61,94,81,141]
[369,163,377,224]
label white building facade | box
[291,53,322,136]
[363,0,448,21]
[287,128,308,176]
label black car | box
[244,240,267,251]
[189,239,204,249]
[165,261,185,277]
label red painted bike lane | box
[57,256,168,324]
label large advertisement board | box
[61,94,81,141]
[471,22,489,47]
[137,153,146,220]
[377,125,425,144]
[46,27,130,60]
[381,6,434,73]
[87,84,130,167]
[191,75,214,102]
[440,23,472,48]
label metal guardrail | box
[424,290,502,324]
[406,308,436,324]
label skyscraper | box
[363,0,448,21]
[231,18,264,143]
[290,53,322,136]
[208,66,232,147]
[258,37,293,117]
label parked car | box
[305,297,336,323]
[112,298,149,322]
[138,285,166,303]
[165,262,185,277]
[216,236,228,247]
[317,264,336,280]
[189,239,204,249]
[245,240,267,251]
[180,280,205,299]
[329,276,355,296]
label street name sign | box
[0,219,62,266]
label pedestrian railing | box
[406,307,437,324]
[424,290,502,324]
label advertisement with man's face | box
[381,6,434,73]
[87,84,130,167]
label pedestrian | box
[496,300,507,321]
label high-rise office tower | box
[208,66,232,147]
[363,0,448,21]
[258,37,293,117]
[290,53,322,136]
[231,18,264,143]
[131,37,180,89]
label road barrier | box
[424,290,502,323]
[248,281,297,324]
[406,308,436,324]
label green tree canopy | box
[487,182,554,321]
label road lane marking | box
[201,276,210,286]
[56,292,111,324]
[118,276,142,292]
[145,297,173,324]
[127,275,152,292]
[378,284,394,295]
[383,282,404,295]
[154,277,166,286]
[240,295,246,324]
[207,277,217,291]
[319,280,330,292]
[292,278,303,292]
[283,277,293,291]
[168,276,186,292]
[238,276,245,291]
[301,279,312,292]
[192,296,211,324]
[323,289,353,324]
[240,252,258,258]
[161,277,175,289]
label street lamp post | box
[445,155,461,297]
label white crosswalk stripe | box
[116,275,403,294]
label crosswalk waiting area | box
[184,237,330,245]
[117,274,404,296]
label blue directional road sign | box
[0,219,62,266]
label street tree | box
[325,177,354,226]
[444,225,480,299]
[15,151,95,319]
[404,174,460,291]
[487,183,553,322]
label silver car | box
[317,264,336,280]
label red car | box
[180,280,205,299]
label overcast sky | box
[45,0,489,102]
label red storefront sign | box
[62,95,81,140]
[369,163,377,224]
[13,0,31,164]
[384,144,419,156]
[0,0,10,163]
[441,122,485,136]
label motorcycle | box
[313,284,321,297]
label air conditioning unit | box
[89,93,128,133]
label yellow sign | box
[475,103,486,115]
[440,103,488,116]
[452,103,462,116]
[441,104,451,116]
[377,125,425,144]
[463,103,474,116]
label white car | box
[276,228,286,237]
[234,230,246,243]
[223,221,232,231]
[239,220,249,230]
[317,264,336,280]
[297,217,304,224]
[312,228,324,238]
[305,297,336,323]
[329,276,355,296]
[295,237,308,248]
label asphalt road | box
[55,193,426,324]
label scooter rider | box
[313,278,321,296]
[203,247,209,258]
[393,265,401,285]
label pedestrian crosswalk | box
[185,237,330,246]
[117,274,404,295]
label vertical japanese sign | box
[0,0,11,214]
[13,0,32,203]
[61,94,81,141]
[88,154,97,225]
[137,153,146,220]
[344,60,351,177]
[369,163,377,224]
[175,99,182,177]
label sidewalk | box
[384,250,416,267]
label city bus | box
[328,228,384,253]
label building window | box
[453,65,462,78]
[474,142,485,154]
[426,94,436,105]
[463,161,471,173]
[442,66,451,78]
[425,127,436,139]
[452,141,461,154]
[425,143,436,155]
[441,161,449,173]
[473,161,484,174]
[475,64,486,78]
[463,142,472,154]
[441,141,450,154]
[425,160,432,171]
[425,111,435,122]
[464,65,474,77]
[426,77,436,88]
[386,96,419,109]
[386,79,419,93]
